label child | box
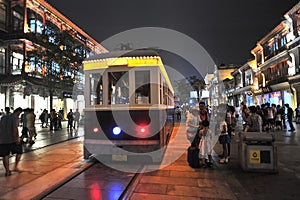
[218,119,230,164]
[199,120,213,168]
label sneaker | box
[201,164,207,168]
[206,162,213,168]
[29,141,35,145]
[219,158,228,164]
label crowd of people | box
[241,102,296,133]
[184,101,298,169]
[0,107,81,176]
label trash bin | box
[238,132,278,173]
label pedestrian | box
[73,109,80,129]
[20,108,29,143]
[229,105,237,136]
[295,105,300,124]
[199,101,209,123]
[186,106,201,147]
[175,106,181,121]
[0,108,3,119]
[39,109,46,128]
[184,107,190,119]
[3,107,11,116]
[266,102,275,131]
[0,107,23,176]
[285,104,295,132]
[244,106,263,133]
[225,105,233,159]
[275,105,283,130]
[49,109,57,131]
[241,103,250,127]
[44,109,49,128]
[26,108,36,145]
[67,109,74,129]
[218,117,230,164]
[57,111,63,130]
[199,120,213,168]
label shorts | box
[0,142,23,157]
[219,134,230,144]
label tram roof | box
[84,49,159,61]
[83,49,174,94]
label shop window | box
[29,19,43,34]
[0,3,7,31]
[0,48,5,74]
[297,13,300,36]
[12,10,23,31]
[280,36,287,47]
[51,62,60,75]
[108,71,129,105]
[11,51,23,75]
[90,73,103,105]
[256,50,262,65]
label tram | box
[83,49,174,162]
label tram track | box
[37,158,147,200]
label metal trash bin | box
[238,132,278,173]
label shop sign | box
[261,86,272,93]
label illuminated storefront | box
[0,0,107,114]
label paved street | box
[0,119,299,199]
[228,120,300,200]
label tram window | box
[108,71,129,104]
[135,70,150,104]
[163,83,167,105]
[90,73,103,105]
[160,75,163,104]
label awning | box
[270,81,290,91]
[233,85,252,95]
[0,74,74,94]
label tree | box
[174,79,191,105]
[25,29,85,109]
[186,76,205,103]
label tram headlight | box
[112,126,122,136]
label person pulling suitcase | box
[186,106,201,168]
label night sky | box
[47,0,299,82]
[46,0,299,64]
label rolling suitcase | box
[187,146,200,168]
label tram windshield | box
[108,71,129,104]
[90,73,103,105]
[135,70,150,104]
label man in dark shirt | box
[285,104,295,132]
[199,101,208,122]
[0,107,23,176]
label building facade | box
[250,2,300,109]
[0,0,107,117]
[212,2,300,111]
